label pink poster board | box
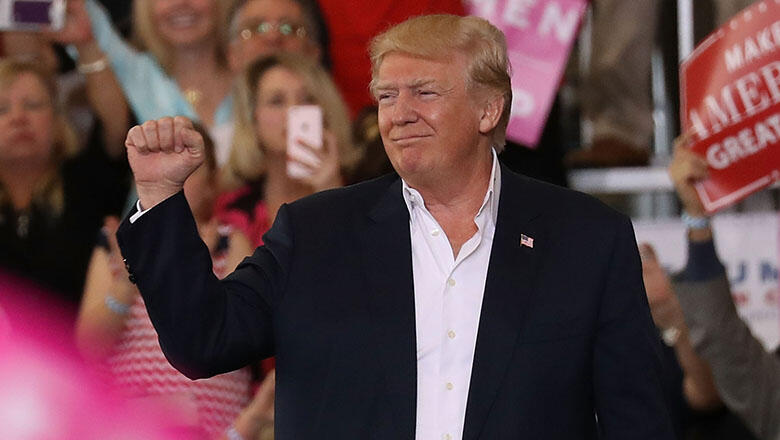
[467,0,588,147]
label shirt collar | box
[401,149,501,225]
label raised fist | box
[125,116,205,209]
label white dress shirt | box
[402,151,501,440]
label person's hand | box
[668,132,708,217]
[288,130,343,191]
[639,243,684,331]
[43,0,93,46]
[229,370,275,440]
[100,216,137,307]
[125,117,205,210]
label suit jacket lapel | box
[358,177,417,439]
[463,167,545,440]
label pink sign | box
[466,0,588,148]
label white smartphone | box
[286,105,323,179]
[0,0,66,31]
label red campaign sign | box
[680,1,780,213]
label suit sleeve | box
[675,273,780,440]
[592,216,675,439]
[116,192,293,379]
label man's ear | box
[479,93,505,135]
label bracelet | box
[104,295,130,316]
[681,211,710,230]
[225,425,246,440]
[661,327,681,347]
[77,57,109,74]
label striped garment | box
[107,225,252,439]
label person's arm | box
[3,0,130,157]
[81,0,186,124]
[640,243,722,410]
[61,0,129,156]
[222,370,275,440]
[669,135,780,439]
[675,261,780,440]
[118,117,285,378]
[75,217,137,362]
[592,215,675,439]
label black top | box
[0,128,129,307]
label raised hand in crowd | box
[125,116,206,210]
[669,133,708,216]
[44,0,93,45]
[288,129,343,192]
[669,133,712,241]
[2,0,129,156]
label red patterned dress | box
[106,225,251,439]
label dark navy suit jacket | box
[117,166,674,439]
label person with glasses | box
[226,0,329,72]
[57,0,327,168]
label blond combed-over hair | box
[223,52,359,189]
[0,58,79,217]
[369,14,512,151]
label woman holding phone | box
[218,52,360,245]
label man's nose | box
[391,93,418,125]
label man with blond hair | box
[118,14,674,440]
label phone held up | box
[286,105,323,179]
[0,0,65,31]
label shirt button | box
[431,228,440,236]
[447,278,456,287]
[446,382,454,390]
[447,330,456,339]
[443,434,452,440]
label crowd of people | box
[0,0,778,439]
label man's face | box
[228,0,317,72]
[374,52,488,188]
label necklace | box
[183,88,203,107]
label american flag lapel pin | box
[520,234,534,249]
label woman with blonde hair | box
[217,52,360,245]
[59,0,237,161]
[0,58,129,306]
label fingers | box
[668,137,708,215]
[290,138,324,167]
[125,125,148,154]
[141,120,161,152]
[126,117,195,155]
[157,117,175,152]
[638,243,657,264]
[670,146,708,184]
[102,216,121,255]
[174,116,197,154]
